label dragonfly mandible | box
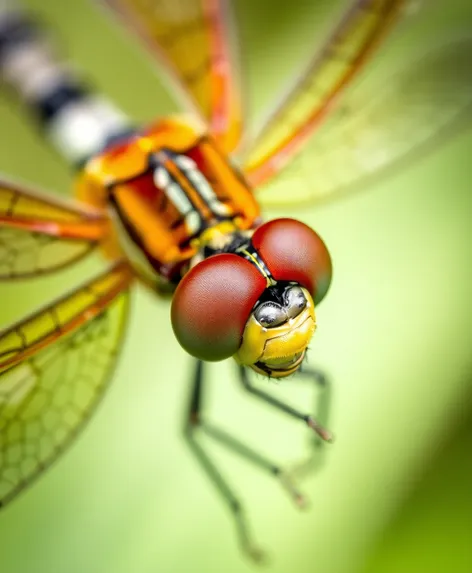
[0,0,471,561]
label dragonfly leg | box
[288,366,333,480]
[237,365,334,443]
[184,360,264,562]
[185,360,307,562]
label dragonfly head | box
[171,218,332,377]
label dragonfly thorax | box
[75,117,262,291]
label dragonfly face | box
[236,285,316,378]
[172,218,332,377]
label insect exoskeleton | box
[171,218,332,377]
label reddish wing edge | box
[0,260,133,373]
[244,0,406,187]
[0,177,108,278]
[0,261,132,508]
[97,0,243,153]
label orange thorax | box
[76,116,261,288]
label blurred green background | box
[1,1,472,572]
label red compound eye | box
[252,218,332,305]
[171,254,266,361]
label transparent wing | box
[0,260,132,507]
[0,178,107,279]
[250,37,472,207]
[242,0,405,187]
[98,0,242,153]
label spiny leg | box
[289,365,332,479]
[186,361,310,503]
[238,365,333,442]
[201,423,308,509]
[184,360,270,562]
[184,361,328,560]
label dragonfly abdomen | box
[0,8,132,165]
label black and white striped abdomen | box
[0,7,132,165]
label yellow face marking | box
[234,288,316,377]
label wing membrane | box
[0,260,132,507]
[99,0,242,152]
[243,0,405,186]
[0,178,107,279]
[252,37,472,207]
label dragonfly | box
[0,0,471,561]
